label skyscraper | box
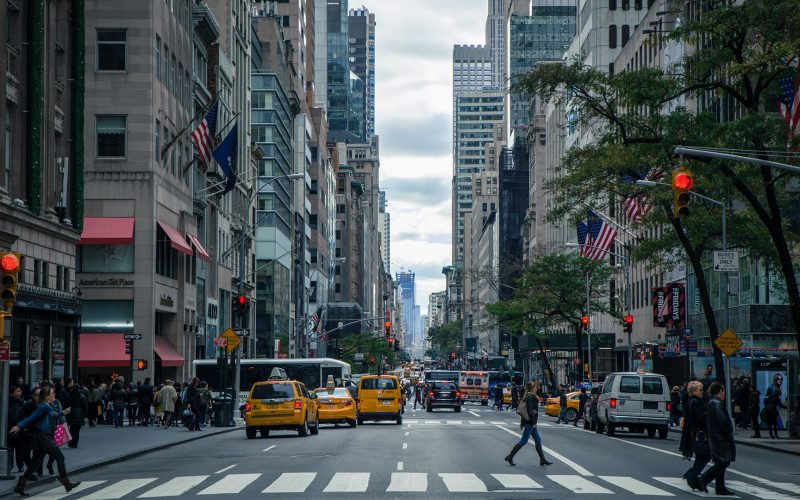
[379,190,390,273]
[486,0,506,87]
[348,7,376,143]
[327,0,349,132]
[396,271,416,345]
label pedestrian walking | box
[574,387,588,427]
[681,381,711,491]
[763,374,787,439]
[86,380,102,428]
[749,386,761,438]
[556,389,568,424]
[138,378,154,427]
[7,385,30,474]
[414,383,422,409]
[698,382,735,495]
[185,377,202,431]
[511,383,520,413]
[160,380,178,428]
[126,382,139,427]
[110,381,127,428]
[504,381,552,467]
[62,378,87,448]
[10,386,81,496]
[493,384,504,411]
[670,386,682,427]
[153,385,165,426]
[197,381,212,428]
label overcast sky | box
[369,0,487,314]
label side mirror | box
[310,393,318,400]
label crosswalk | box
[403,419,551,426]
[28,472,798,498]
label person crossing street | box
[504,380,552,467]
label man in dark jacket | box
[557,389,568,424]
[749,387,761,438]
[492,384,504,411]
[185,377,202,431]
[574,387,588,427]
[138,378,154,426]
[7,385,30,473]
[63,379,87,448]
[699,382,735,495]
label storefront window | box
[80,244,134,273]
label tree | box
[339,333,397,375]
[426,320,463,360]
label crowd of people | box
[6,375,217,496]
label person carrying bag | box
[504,381,552,467]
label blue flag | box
[212,124,238,194]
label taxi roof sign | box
[326,374,335,392]
[268,367,288,380]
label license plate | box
[440,393,450,397]
[643,401,658,410]
[381,400,393,405]
[266,404,277,409]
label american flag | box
[191,101,219,172]
[586,211,617,260]
[621,169,664,223]
[577,221,592,257]
[778,62,800,136]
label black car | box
[425,382,462,412]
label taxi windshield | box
[361,378,397,390]
[252,384,294,400]
[315,388,350,399]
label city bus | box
[424,369,459,384]
[192,358,352,409]
[488,370,523,392]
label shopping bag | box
[54,423,72,447]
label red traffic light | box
[673,172,693,190]
[384,321,391,329]
[624,314,634,325]
[0,254,19,273]
[237,295,247,305]
[580,316,589,325]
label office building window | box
[156,225,177,279]
[155,36,161,80]
[609,25,618,49]
[96,115,126,157]
[96,29,126,71]
[155,119,160,162]
[621,25,630,46]
[609,0,617,9]
[622,0,630,9]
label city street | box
[14,403,799,499]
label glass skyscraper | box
[327,0,349,132]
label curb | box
[0,426,241,497]
[668,427,800,457]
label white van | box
[595,372,671,439]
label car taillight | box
[294,400,303,409]
[666,402,671,411]
[610,398,617,409]
[456,392,462,398]
[244,403,251,412]
[429,391,434,397]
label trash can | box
[212,394,233,427]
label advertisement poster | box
[632,358,653,373]
[652,283,685,328]
[754,360,789,430]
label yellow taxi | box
[503,387,512,405]
[356,375,403,425]
[243,368,320,438]
[545,391,581,422]
[314,387,358,427]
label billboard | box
[652,283,686,328]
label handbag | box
[516,399,529,420]
[54,423,72,447]
[692,430,710,455]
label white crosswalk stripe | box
[386,472,427,492]
[30,481,106,499]
[138,476,208,498]
[726,480,797,500]
[491,474,542,489]
[197,473,260,495]
[81,478,157,499]
[653,477,740,497]
[262,473,317,493]
[322,472,370,492]
[547,475,613,494]
[438,473,487,492]
[598,476,674,496]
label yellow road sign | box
[218,328,241,353]
[713,328,743,357]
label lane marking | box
[496,425,593,476]
[439,473,487,492]
[198,474,261,495]
[81,478,157,499]
[323,472,370,493]
[402,442,408,449]
[598,476,674,496]
[491,474,542,489]
[653,477,740,497]
[726,480,797,500]
[424,420,440,424]
[469,420,485,425]
[404,431,409,436]
[447,420,462,425]
[547,475,612,494]
[387,472,427,492]
[30,480,106,499]
[490,421,504,425]
[262,473,316,494]
[138,476,209,498]
[397,461,404,471]
[262,445,276,452]
[469,410,481,417]
[214,464,236,475]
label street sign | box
[0,340,10,361]
[218,328,241,353]
[713,251,739,272]
[123,333,142,341]
[713,328,743,357]
[354,352,364,361]
[687,339,698,353]
[234,329,250,337]
[213,338,227,347]
[683,326,693,338]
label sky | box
[370,0,487,314]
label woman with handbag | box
[9,386,81,496]
[682,381,711,491]
[504,381,552,467]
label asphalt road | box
[18,402,800,499]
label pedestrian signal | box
[136,359,147,370]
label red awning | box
[78,333,129,368]
[80,218,135,245]
[157,220,193,256]
[154,336,184,367]
[186,234,211,261]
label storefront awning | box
[157,220,193,256]
[154,336,184,367]
[78,333,129,368]
[186,234,211,261]
[80,217,135,245]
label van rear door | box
[641,375,668,419]
[617,375,642,417]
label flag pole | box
[215,111,240,143]
[161,95,219,159]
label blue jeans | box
[517,423,543,448]
[113,403,125,427]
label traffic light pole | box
[585,272,591,382]
[0,311,10,478]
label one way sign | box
[713,251,738,272]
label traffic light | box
[384,320,391,339]
[623,314,634,334]
[672,168,693,217]
[580,316,589,331]
[135,359,147,370]
[233,294,248,315]
[1,252,21,309]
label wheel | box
[647,427,656,438]
[454,406,461,413]
[245,426,257,439]
[298,418,309,437]
[310,414,320,435]
[348,419,357,428]
[607,423,616,436]
[566,408,577,422]
[658,426,669,439]
[259,428,269,438]
[357,417,364,425]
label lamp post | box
[566,243,632,377]
[636,179,732,417]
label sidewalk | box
[669,426,800,456]
[0,422,241,496]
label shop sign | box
[78,277,134,287]
[155,283,177,313]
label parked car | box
[595,372,671,439]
